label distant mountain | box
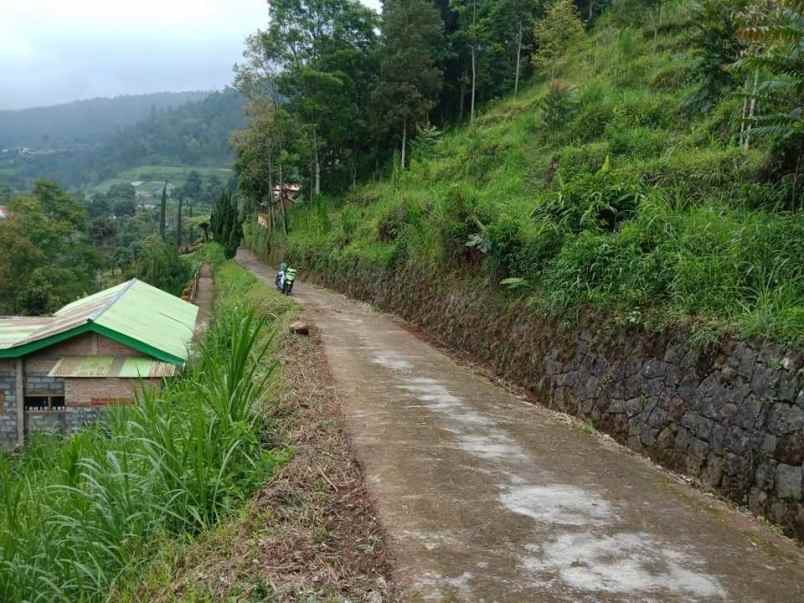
[0,91,211,148]
[0,88,246,191]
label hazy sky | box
[1,0,381,111]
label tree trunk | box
[470,45,477,123]
[459,76,466,122]
[401,116,407,170]
[188,203,194,244]
[588,0,595,21]
[744,69,759,151]
[514,21,523,97]
[280,163,289,236]
[470,0,478,123]
[313,129,321,197]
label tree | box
[736,0,804,205]
[0,181,97,315]
[236,0,379,194]
[159,182,168,240]
[113,198,137,218]
[450,0,492,123]
[176,198,183,249]
[684,0,749,114]
[489,0,543,97]
[181,170,203,201]
[532,0,585,79]
[375,0,444,169]
[210,192,244,259]
[131,235,191,295]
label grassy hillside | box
[262,3,803,345]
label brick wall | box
[25,332,143,360]
[65,378,160,406]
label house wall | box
[0,333,167,447]
[0,360,18,448]
[65,378,161,407]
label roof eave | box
[0,322,186,366]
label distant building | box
[0,207,8,220]
[0,279,198,447]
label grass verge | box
[116,258,395,601]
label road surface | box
[238,250,804,602]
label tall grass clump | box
[0,274,288,601]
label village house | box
[0,279,198,447]
[0,206,9,220]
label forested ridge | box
[0,90,209,148]
[236,0,804,343]
[0,88,244,191]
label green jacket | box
[284,268,297,283]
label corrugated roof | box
[49,356,177,378]
[0,279,198,364]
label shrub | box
[131,235,192,295]
[532,167,645,233]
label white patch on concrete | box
[417,571,475,599]
[371,351,413,370]
[457,433,528,462]
[500,484,614,526]
[525,532,725,600]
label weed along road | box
[238,250,804,602]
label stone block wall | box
[24,407,100,437]
[0,361,18,448]
[282,256,804,540]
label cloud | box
[0,1,266,109]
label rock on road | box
[238,250,804,602]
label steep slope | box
[261,4,802,345]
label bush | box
[131,235,192,295]
[532,168,645,233]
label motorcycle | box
[282,269,297,295]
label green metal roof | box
[0,279,198,364]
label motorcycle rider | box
[276,262,288,291]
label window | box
[25,395,65,411]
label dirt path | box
[238,250,804,602]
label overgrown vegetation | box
[250,0,804,344]
[0,255,292,601]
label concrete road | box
[239,250,804,602]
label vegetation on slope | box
[0,246,294,601]
[250,1,804,344]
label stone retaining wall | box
[276,252,804,540]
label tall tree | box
[375,0,444,169]
[236,0,379,194]
[159,182,168,240]
[176,197,183,249]
[532,0,585,79]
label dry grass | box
[130,320,396,602]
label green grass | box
[0,249,294,601]
[262,2,804,345]
[88,165,233,199]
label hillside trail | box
[237,249,804,602]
